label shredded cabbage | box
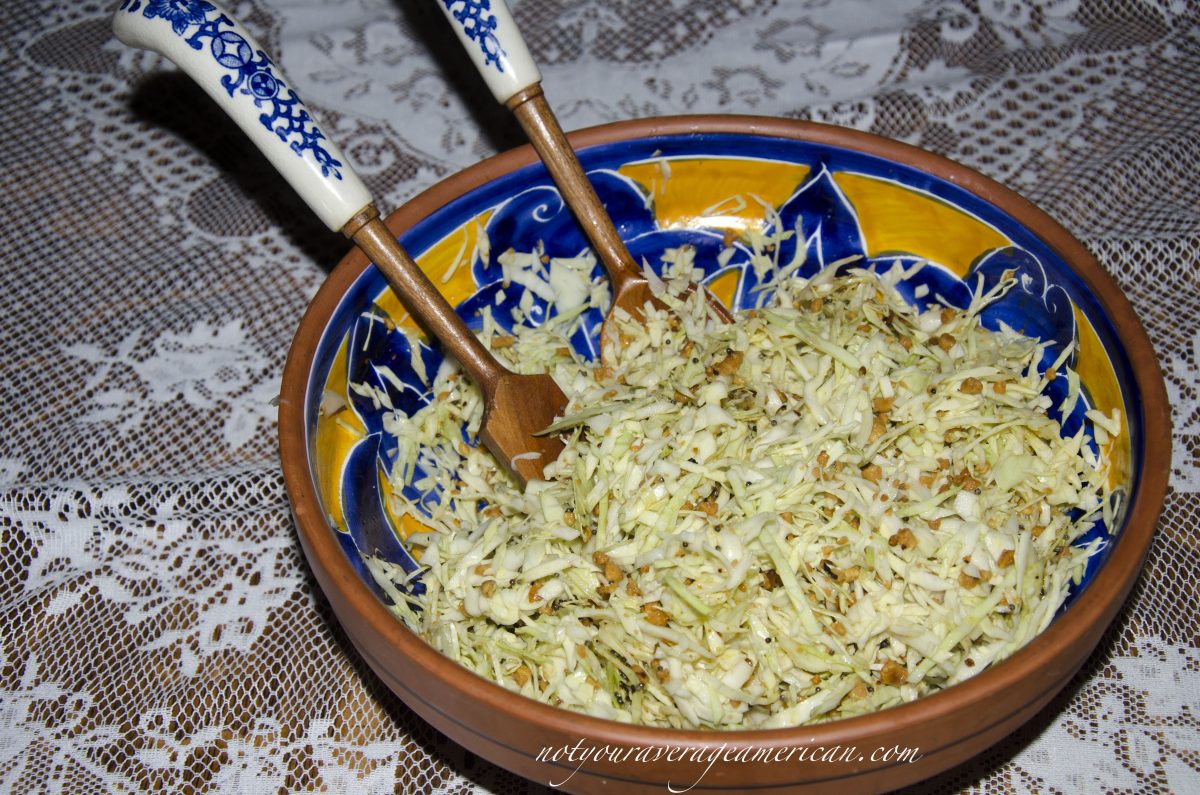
[366,246,1118,730]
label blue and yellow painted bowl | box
[279,118,1170,793]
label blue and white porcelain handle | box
[437,0,541,103]
[112,0,372,231]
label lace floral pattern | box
[1,0,1197,792]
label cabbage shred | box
[366,248,1117,730]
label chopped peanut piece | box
[880,659,909,685]
[868,414,888,443]
[643,604,671,626]
[838,566,861,584]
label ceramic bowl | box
[279,117,1169,794]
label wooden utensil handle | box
[507,86,645,289]
[347,208,507,391]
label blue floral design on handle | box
[118,0,346,179]
[441,0,506,72]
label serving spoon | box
[112,1,567,487]
[437,0,734,355]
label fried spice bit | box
[880,659,909,686]
[899,336,913,350]
[626,578,642,597]
[958,571,980,589]
[712,350,744,376]
[936,333,956,351]
[940,307,957,324]
[563,510,576,528]
[653,659,670,682]
[480,580,497,598]
[848,680,870,700]
[817,450,830,467]
[513,664,532,687]
[761,569,784,590]
[861,463,883,483]
[592,551,610,567]
[696,498,718,517]
[527,581,542,603]
[643,603,671,626]
[888,528,917,550]
[491,335,516,349]
[809,297,824,313]
[996,549,1016,569]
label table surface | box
[2,1,1197,793]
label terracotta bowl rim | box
[279,114,1171,750]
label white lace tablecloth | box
[2,1,1197,792]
